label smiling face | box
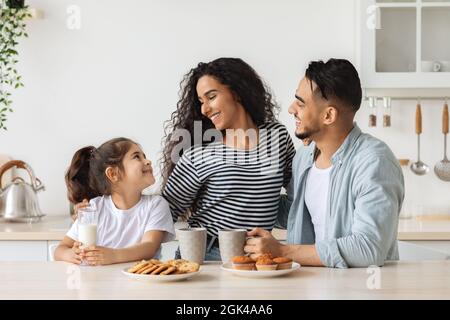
[196,75,247,131]
[119,143,154,191]
[288,77,328,140]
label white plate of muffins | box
[221,254,300,278]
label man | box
[244,59,404,268]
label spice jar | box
[368,97,377,127]
[383,97,391,127]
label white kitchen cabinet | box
[358,0,450,90]
[0,241,48,261]
[47,240,60,261]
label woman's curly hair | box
[160,57,280,189]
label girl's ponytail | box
[65,146,100,204]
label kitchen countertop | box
[397,218,450,240]
[0,216,72,240]
[1,216,450,241]
[1,260,449,299]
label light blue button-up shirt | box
[277,124,404,268]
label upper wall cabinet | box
[359,0,450,90]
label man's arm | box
[244,228,324,267]
[280,243,323,266]
[246,154,404,269]
[315,155,404,268]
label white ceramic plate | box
[122,267,201,282]
[221,262,300,278]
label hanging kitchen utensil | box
[368,97,377,127]
[0,160,45,222]
[383,97,392,127]
[434,101,450,181]
[410,101,429,175]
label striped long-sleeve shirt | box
[162,122,296,237]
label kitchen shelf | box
[358,0,450,92]
[375,3,450,7]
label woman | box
[161,57,295,261]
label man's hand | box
[244,228,283,260]
[81,246,117,266]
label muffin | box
[231,256,255,271]
[273,257,293,270]
[255,257,277,271]
[257,253,273,260]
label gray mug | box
[176,227,207,264]
[218,229,247,263]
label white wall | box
[1,0,449,217]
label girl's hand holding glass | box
[64,241,83,265]
[81,246,117,266]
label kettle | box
[0,160,45,222]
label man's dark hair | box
[305,58,362,113]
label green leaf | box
[0,6,29,130]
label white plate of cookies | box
[122,259,201,282]
[221,255,300,278]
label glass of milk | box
[78,203,98,249]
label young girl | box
[55,137,175,266]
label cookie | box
[149,259,162,265]
[127,260,149,273]
[178,261,200,273]
[151,264,169,275]
[161,266,177,275]
[136,263,155,274]
[140,265,159,274]
[168,259,188,267]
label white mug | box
[433,61,442,72]
[421,60,441,72]
[176,227,207,264]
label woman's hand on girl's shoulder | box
[71,199,89,221]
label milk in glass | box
[78,223,97,246]
[78,204,98,247]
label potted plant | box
[0,0,31,130]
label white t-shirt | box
[67,195,175,258]
[305,163,333,242]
